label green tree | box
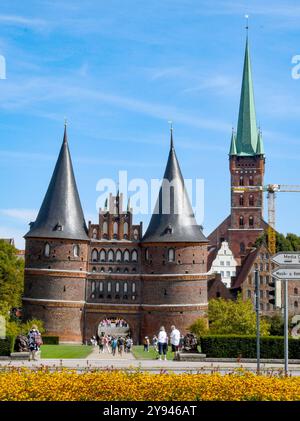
[208,295,270,336]
[189,317,209,337]
[0,240,24,317]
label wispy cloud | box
[0,14,46,29]
[0,208,37,222]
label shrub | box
[0,336,15,356]
[42,336,59,345]
[200,335,300,359]
[189,317,208,337]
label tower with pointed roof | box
[140,128,209,338]
[208,37,266,264]
[23,125,89,342]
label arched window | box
[239,216,244,227]
[145,248,149,261]
[73,244,80,257]
[124,282,128,293]
[240,242,245,253]
[132,282,136,293]
[294,301,298,308]
[124,249,130,262]
[124,268,128,273]
[92,267,96,273]
[249,216,254,227]
[249,195,254,206]
[99,281,103,292]
[44,243,50,257]
[92,228,97,239]
[131,249,138,262]
[249,175,254,186]
[91,249,98,262]
[239,195,244,206]
[107,281,111,292]
[108,249,114,262]
[116,249,122,262]
[100,267,105,273]
[102,221,108,235]
[239,176,244,186]
[133,229,139,240]
[91,281,96,298]
[116,281,120,293]
[168,248,175,262]
[113,222,118,235]
[123,222,128,236]
[100,249,106,262]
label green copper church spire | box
[229,129,237,155]
[233,37,261,156]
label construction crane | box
[233,184,300,255]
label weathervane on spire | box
[168,120,174,149]
[245,14,249,35]
[64,117,67,128]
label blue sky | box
[1,0,300,248]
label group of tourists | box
[91,333,133,356]
[144,325,182,360]
[99,318,128,328]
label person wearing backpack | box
[111,337,118,356]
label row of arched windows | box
[44,243,80,258]
[90,280,136,300]
[92,224,139,240]
[239,216,254,227]
[91,248,138,263]
[239,175,254,186]
[91,266,136,273]
[239,195,255,206]
[145,248,175,263]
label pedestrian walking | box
[98,334,105,353]
[157,326,168,361]
[170,325,181,359]
[28,324,43,361]
[111,337,118,356]
[118,336,125,356]
[152,335,158,352]
[143,336,150,352]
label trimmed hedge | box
[200,335,300,359]
[42,336,59,345]
[0,336,15,356]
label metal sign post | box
[255,270,260,374]
[284,280,289,375]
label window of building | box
[239,216,244,227]
[113,222,118,237]
[124,268,128,273]
[91,249,98,262]
[260,276,263,285]
[249,216,254,227]
[92,267,96,273]
[116,281,120,293]
[91,281,96,298]
[226,271,230,277]
[132,249,138,262]
[249,195,254,206]
[73,244,80,257]
[123,222,128,236]
[239,176,244,186]
[99,249,106,262]
[294,288,298,295]
[249,175,254,186]
[132,282,136,293]
[220,261,224,266]
[107,281,111,293]
[168,248,175,262]
[145,248,149,261]
[103,221,108,235]
[133,229,139,240]
[221,271,224,277]
[44,243,50,257]
[108,249,114,262]
[124,282,128,293]
[116,249,122,262]
[124,249,130,262]
[99,281,103,292]
[226,261,230,266]
[239,195,244,206]
[295,301,299,308]
[108,267,113,273]
[100,267,105,273]
[92,228,97,239]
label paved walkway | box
[87,346,135,360]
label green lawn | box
[41,345,93,359]
[132,345,175,360]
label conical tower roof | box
[25,125,88,241]
[235,38,259,156]
[142,129,207,243]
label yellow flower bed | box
[0,369,300,401]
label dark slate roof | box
[142,130,207,243]
[24,126,88,241]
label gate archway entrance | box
[97,317,131,338]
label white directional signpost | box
[271,252,300,375]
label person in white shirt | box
[157,326,168,360]
[170,325,181,358]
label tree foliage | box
[0,240,24,316]
[208,295,270,336]
[189,317,209,337]
[255,232,300,253]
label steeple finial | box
[168,120,174,149]
[245,14,249,36]
[63,118,68,144]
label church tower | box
[23,125,89,342]
[228,37,265,261]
